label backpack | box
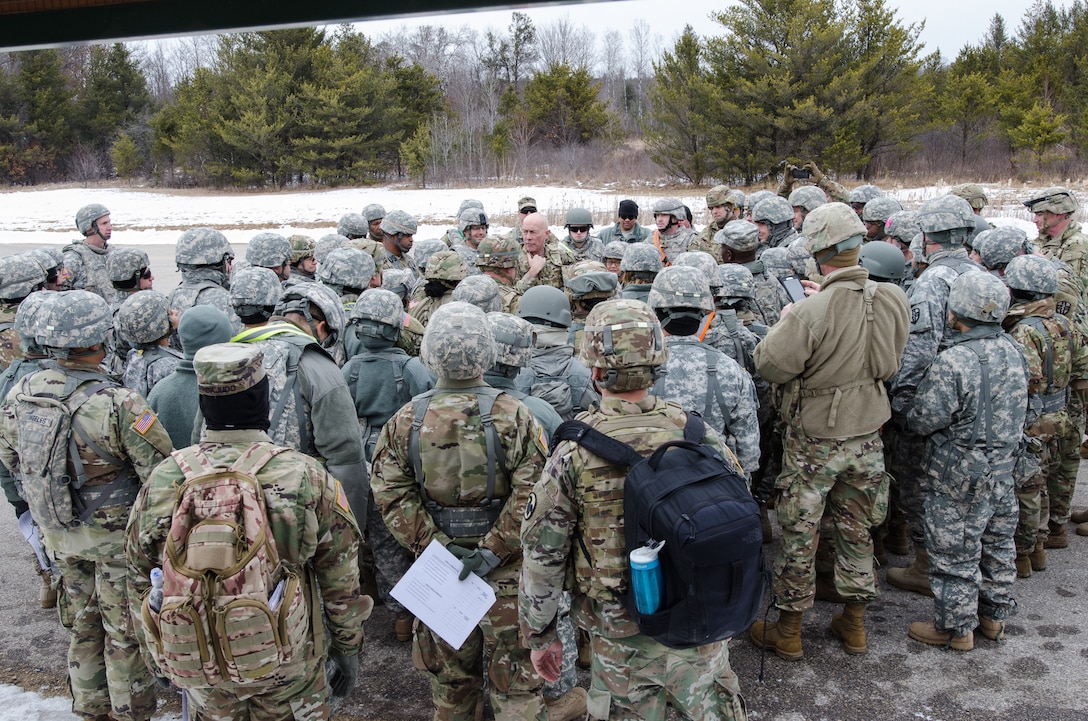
[554,412,766,649]
[11,369,139,532]
[141,442,320,689]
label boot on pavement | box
[38,568,57,610]
[394,611,414,642]
[750,610,803,661]
[1078,522,1088,537]
[976,616,1005,642]
[830,602,867,654]
[1044,521,1068,549]
[1029,541,1047,572]
[1070,508,1088,524]
[545,688,587,721]
[908,620,973,651]
[1015,553,1032,578]
[886,544,933,597]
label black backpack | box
[554,412,766,649]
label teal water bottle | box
[629,540,666,615]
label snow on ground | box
[0,683,181,721]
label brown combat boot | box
[1069,508,1088,524]
[1077,522,1088,537]
[976,616,1006,642]
[886,544,933,597]
[1015,553,1032,578]
[908,620,973,651]
[830,602,867,655]
[38,569,57,610]
[750,610,803,661]
[545,688,587,721]
[1029,541,1047,572]
[885,523,911,556]
[394,611,414,642]
[1044,521,1068,549]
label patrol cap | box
[195,343,267,397]
[518,196,538,212]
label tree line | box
[0,0,1085,189]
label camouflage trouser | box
[1047,416,1082,527]
[773,429,889,612]
[883,424,928,545]
[1015,467,1047,555]
[541,592,577,700]
[925,472,1017,637]
[586,633,746,721]
[187,654,330,721]
[364,489,413,613]
[412,593,546,721]
[53,552,156,721]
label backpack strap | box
[551,419,643,466]
[961,340,995,453]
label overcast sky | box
[349,0,1072,59]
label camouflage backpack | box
[142,442,319,688]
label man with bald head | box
[516,212,576,292]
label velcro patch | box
[132,410,156,435]
[335,480,351,513]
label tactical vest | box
[1016,315,1072,416]
[652,342,731,428]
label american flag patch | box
[132,411,156,435]
[336,481,351,513]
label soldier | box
[317,247,377,313]
[362,203,387,240]
[520,298,748,721]
[286,234,318,287]
[315,233,348,264]
[562,208,604,262]
[508,196,538,246]
[950,183,993,240]
[649,197,700,264]
[617,243,663,304]
[0,290,173,721]
[848,184,884,216]
[596,199,651,245]
[338,212,370,241]
[719,219,791,327]
[602,241,625,275]
[905,272,1027,650]
[648,266,761,476]
[717,263,773,335]
[108,247,154,294]
[127,343,368,720]
[452,208,489,271]
[413,238,450,275]
[169,227,242,340]
[116,290,182,398]
[787,185,828,232]
[371,302,550,721]
[564,260,619,348]
[380,210,421,277]
[516,212,576,293]
[0,253,47,371]
[247,232,293,284]
[452,274,504,313]
[64,203,121,303]
[882,211,920,290]
[977,225,1032,276]
[31,246,72,291]
[276,283,350,366]
[1002,255,1088,572]
[698,185,734,250]
[859,240,910,285]
[475,235,525,314]
[861,197,904,242]
[887,194,984,597]
[752,195,798,254]
[749,202,908,660]
[409,249,470,327]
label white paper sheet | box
[390,539,497,649]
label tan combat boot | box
[394,611,414,642]
[749,610,803,661]
[908,620,973,650]
[1069,508,1088,524]
[1077,522,1088,537]
[830,602,867,654]
[886,544,933,597]
[976,616,1006,642]
[545,688,587,721]
[1044,521,1068,549]
[38,569,57,610]
[1029,541,1047,572]
[1015,553,1032,578]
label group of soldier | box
[0,163,1085,721]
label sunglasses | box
[141,268,153,279]
[568,226,590,233]
[520,207,537,214]
[619,214,637,220]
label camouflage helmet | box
[30,247,63,275]
[425,249,470,283]
[565,261,618,301]
[75,203,110,235]
[788,185,827,213]
[413,238,449,272]
[382,268,416,301]
[848,184,884,206]
[745,190,774,213]
[362,203,386,223]
[726,189,746,211]
[947,271,1009,324]
[858,241,907,281]
[451,274,503,312]
[346,236,384,272]
[318,247,375,292]
[246,232,291,269]
[275,282,347,339]
[487,312,535,369]
[673,251,722,294]
[802,202,866,255]
[14,290,50,354]
[751,195,793,225]
[978,225,1029,271]
[348,288,406,333]
[0,253,47,300]
[619,243,664,273]
[884,210,920,245]
[950,183,989,211]
[458,208,489,235]
[861,196,904,223]
[706,185,731,208]
[716,263,756,300]
[176,228,235,267]
[579,298,668,385]
[457,198,485,215]
[517,285,573,328]
[909,233,926,260]
[107,246,150,284]
[968,228,992,254]
[760,247,793,280]
[916,194,976,239]
[652,197,685,218]
[648,265,713,312]
[289,234,316,264]
[314,234,348,263]
[337,213,370,239]
[475,236,522,269]
[230,266,283,316]
[1005,254,1059,296]
[565,207,594,228]
[116,290,172,346]
[38,289,112,353]
[380,210,418,236]
[602,241,627,262]
[420,301,497,380]
[717,220,759,252]
[1023,186,1078,215]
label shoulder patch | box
[910,306,920,325]
[525,491,537,521]
[132,410,157,435]
[335,480,351,513]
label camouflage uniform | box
[451,275,504,314]
[169,228,243,342]
[0,302,19,371]
[117,290,182,398]
[63,240,122,304]
[371,302,548,721]
[122,346,182,398]
[516,239,577,293]
[650,226,698,266]
[566,234,606,263]
[742,258,790,327]
[409,249,470,328]
[126,344,367,721]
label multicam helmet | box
[861,196,904,224]
[673,251,721,294]
[487,312,535,369]
[802,202,866,255]
[413,238,450,273]
[475,236,522,269]
[380,210,418,236]
[858,241,907,281]
[230,266,283,317]
[717,220,759,252]
[788,185,827,213]
[978,225,1030,271]
[318,247,376,293]
[246,232,292,269]
[107,247,150,284]
[116,290,172,346]
[619,243,664,273]
[884,210,920,245]
[0,253,47,300]
[751,196,793,225]
[348,288,406,342]
[289,234,316,264]
[706,185,731,208]
[37,289,111,353]
[648,265,713,312]
[425,249,470,283]
[579,298,668,391]
[362,203,386,223]
[1023,186,1078,215]
[950,183,988,211]
[420,301,497,380]
[451,274,503,312]
[716,264,757,300]
[314,234,348,263]
[1005,254,1059,296]
[75,204,110,235]
[848,184,884,206]
[947,271,1008,324]
[176,228,235,267]
[652,197,685,218]
[565,260,618,300]
[511,285,568,328]
[458,208,489,235]
[337,213,370,239]
[916,194,976,240]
